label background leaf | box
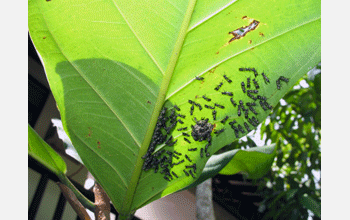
[29,0,320,215]
[219,144,276,179]
[300,195,321,218]
[28,124,67,176]
[183,144,276,190]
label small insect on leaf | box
[276,80,281,90]
[244,122,252,132]
[222,91,233,96]
[177,114,186,119]
[247,90,258,94]
[190,105,194,115]
[174,150,182,156]
[202,95,211,102]
[252,78,260,89]
[230,98,237,107]
[171,171,179,178]
[214,82,223,91]
[247,92,257,101]
[249,106,258,115]
[205,104,215,109]
[223,75,232,83]
[214,128,225,136]
[195,76,204,80]
[184,170,189,176]
[194,102,202,111]
[166,139,177,147]
[259,100,268,111]
[241,82,246,93]
[220,116,229,124]
[182,132,190,137]
[239,67,258,77]
[245,109,249,119]
[212,110,217,120]
[257,95,267,100]
[177,127,187,131]
[214,103,225,109]
[173,105,181,111]
[237,124,245,134]
[189,170,195,178]
[261,72,270,84]
[279,76,289,83]
[184,137,191,143]
[185,154,192,162]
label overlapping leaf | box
[29,0,320,216]
[28,125,67,176]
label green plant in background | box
[258,65,321,220]
[28,0,320,219]
[221,65,321,219]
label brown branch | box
[93,183,111,220]
[68,164,85,179]
[57,182,92,220]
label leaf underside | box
[29,0,320,215]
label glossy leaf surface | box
[28,125,67,176]
[28,0,320,215]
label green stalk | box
[118,1,197,218]
[58,173,96,212]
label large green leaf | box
[28,125,67,177]
[28,0,320,216]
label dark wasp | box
[252,78,260,89]
[205,104,215,109]
[212,110,217,120]
[230,98,237,107]
[202,95,211,102]
[214,82,223,91]
[241,82,246,93]
[222,91,233,96]
[261,72,270,84]
[214,103,225,109]
[223,75,232,83]
[221,116,229,124]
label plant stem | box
[196,178,215,220]
[94,183,111,220]
[117,212,135,220]
[57,182,92,220]
[58,173,96,212]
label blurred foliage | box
[219,63,321,219]
[257,63,321,219]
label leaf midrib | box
[118,0,197,215]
